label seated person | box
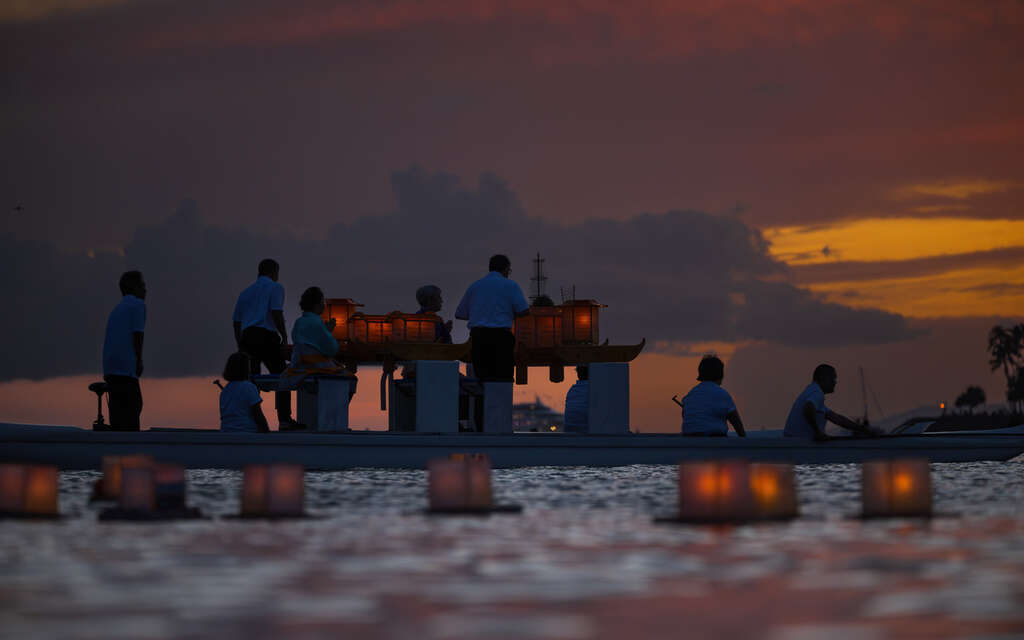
[416,284,453,343]
[220,352,269,433]
[291,286,340,366]
[563,366,589,433]
[784,364,878,439]
[679,356,746,437]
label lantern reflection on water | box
[389,312,440,343]
[677,461,754,522]
[322,298,362,341]
[862,459,932,517]
[514,306,563,348]
[561,300,605,345]
[428,454,493,511]
[348,313,393,344]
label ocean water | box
[1,462,1023,639]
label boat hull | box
[2,423,1022,470]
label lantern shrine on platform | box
[428,454,493,511]
[861,459,932,518]
[561,300,606,345]
[348,313,393,344]
[321,298,363,341]
[389,312,440,343]
[514,306,564,348]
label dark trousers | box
[239,326,292,419]
[104,374,142,431]
[470,327,515,383]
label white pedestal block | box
[588,363,630,434]
[297,377,353,432]
[414,361,459,433]
[483,382,514,434]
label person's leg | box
[262,332,293,423]
[104,375,141,431]
[471,328,498,382]
[239,328,263,376]
[495,330,515,383]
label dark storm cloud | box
[0,168,917,381]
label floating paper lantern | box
[266,464,305,517]
[560,300,605,345]
[677,461,754,522]
[153,463,186,510]
[0,464,27,512]
[241,464,268,516]
[100,455,153,500]
[428,454,493,511]
[322,298,363,341]
[120,467,156,512]
[23,466,59,516]
[348,313,393,344]
[749,463,799,520]
[514,306,563,349]
[389,312,440,343]
[862,459,932,517]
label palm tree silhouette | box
[989,323,1024,411]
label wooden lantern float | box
[120,466,156,512]
[389,311,440,343]
[0,464,27,512]
[98,454,154,500]
[861,459,932,518]
[514,306,564,349]
[1,464,59,517]
[153,463,186,510]
[677,461,755,523]
[241,464,305,517]
[348,313,393,344]
[321,298,363,341]
[428,454,493,512]
[749,464,799,520]
[560,299,606,345]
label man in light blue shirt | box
[102,271,146,430]
[784,364,878,439]
[563,366,590,433]
[455,254,530,382]
[678,356,746,437]
[233,258,298,427]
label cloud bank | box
[0,167,918,381]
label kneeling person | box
[219,352,269,433]
[679,356,746,437]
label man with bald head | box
[784,364,880,439]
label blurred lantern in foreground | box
[241,464,305,517]
[322,298,363,341]
[861,459,932,517]
[514,306,564,348]
[348,313,393,344]
[0,464,27,512]
[100,455,154,500]
[153,463,186,510]
[678,461,754,522]
[428,454,493,511]
[23,466,59,516]
[749,464,799,520]
[120,467,156,512]
[560,300,605,345]
[389,312,440,343]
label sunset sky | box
[1,0,1021,431]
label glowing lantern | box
[514,306,564,348]
[266,464,305,517]
[241,464,268,516]
[862,459,932,518]
[120,467,156,512]
[428,454,493,511]
[749,464,799,520]
[389,311,440,343]
[348,313,393,344]
[322,298,363,341]
[153,463,186,510]
[23,466,59,515]
[0,464,27,512]
[560,300,605,345]
[677,461,754,522]
[99,455,152,499]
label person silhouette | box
[678,356,746,437]
[415,284,453,344]
[102,270,146,430]
[784,364,880,439]
[455,254,530,382]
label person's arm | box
[270,284,287,343]
[454,290,470,321]
[271,310,288,343]
[316,324,340,359]
[250,403,269,433]
[133,332,144,377]
[726,410,746,437]
[803,401,828,441]
[825,409,878,436]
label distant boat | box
[512,397,563,432]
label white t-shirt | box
[455,271,529,329]
[784,382,827,438]
[102,295,146,378]
[220,381,263,432]
[680,381,737,435]
[232,276,285,333]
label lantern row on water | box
[676,461,799,523]
[861,459,932,518]
[427,454,494,512]
[0,464,59,517]
[241,464,305,517]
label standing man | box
[102,271,146,430]
[233,258,299,428]
[455,254,530,382]
[784,364,879,439]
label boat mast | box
[859,366,869,424]
[529,252,547,304]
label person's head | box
[416,285,443,312]
[299,286,325,314]
[488,254,511,278]
[223,352,251,382]
[258,258,280,281]
[119,270,146,299]
[812,364,838,394]
[576,365,589,381]
[697,355,724,384]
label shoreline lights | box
[861,459,933,518]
